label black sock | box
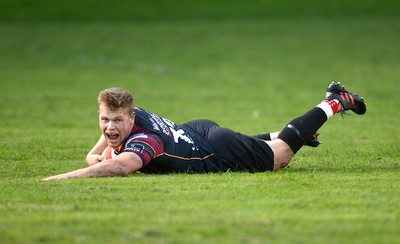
[278,107,328,153]
[255,133,271,140]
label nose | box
[107,121,115,130]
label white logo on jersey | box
[148,113,170,135]
[170,128,194,144]
[162,118,175,128]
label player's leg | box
[265,139,294,170]
[254,132,280,141]
[270,82,366,170]
[205,126,275,172]
[255,131,321,147]
[180,119,220,137]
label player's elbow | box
[110,161,137,176]
[113,156,143,176]
[101,153,143,177]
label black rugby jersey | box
[133,107,221,173]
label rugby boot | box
[326,82,366,115]
[304,132,321,147]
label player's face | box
[98,103,135,148]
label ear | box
[130,112,136,124]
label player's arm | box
[85,134,108,166]
[42,152,142,181]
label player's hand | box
[86,154,105,166]
[41,174,64,181]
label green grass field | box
[0,1,399,243]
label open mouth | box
[106,133,119,141]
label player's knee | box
[273,159,291,171]
[265,140,294,171]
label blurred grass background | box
[1,0,399,21]
[0,0,399,243]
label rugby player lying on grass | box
[42,82,366,181]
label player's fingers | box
[86,154,104,165]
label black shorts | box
[181,120,275,172]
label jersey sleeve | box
[123,133,164,167]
